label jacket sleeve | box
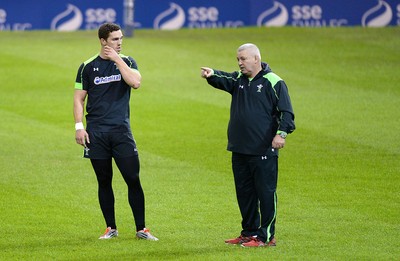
[206,70,239,94]
[275,80,296,134]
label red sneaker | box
[267,237,276,246]
[224,235,252,245]
[241,236,276,247]
[241,236,265,247]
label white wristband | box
[75,122,84,131]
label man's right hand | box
[75,129,90,147]
[200,67,214,78]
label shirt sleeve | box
[275,80,296,134]
[206,70,239,94]
[74,63,86,90]
[124,56,139,71]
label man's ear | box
[100,38,107,46]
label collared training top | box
[75,54,139,132]
[206,63,295,156]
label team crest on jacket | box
[257,84,263,92]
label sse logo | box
[51,4,116,31]
[85,8,116,29]
[188,6,243,28]
[291,5,347,27]
[362,0,393,27]
[0,9,32,31]
[154,2,243,30]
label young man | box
[73,22,158,241]
[201,43,295,247]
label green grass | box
[0,27,399,260]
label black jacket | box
[206,63,295,156]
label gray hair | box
[238,43,261,60]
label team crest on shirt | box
[257,84,264,92]
[84,146,90,157]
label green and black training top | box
[75,54,139,133]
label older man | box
[201,43,295,247]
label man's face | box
[104,30,123,53]
[237,49,258,77]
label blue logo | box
[94,74,121,85]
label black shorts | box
[83,131,138,159]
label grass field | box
[0,26,399,260]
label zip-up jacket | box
[206,63,295,156]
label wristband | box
[75,122,84,131]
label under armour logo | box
[239,85,244,89]
[93,68,99,71]
[261,156,267,160]
[257,84,263,92]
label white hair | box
[238,43,261,60]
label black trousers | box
[231,152,278,243]
[90,155,145,231]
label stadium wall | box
[0,0,399,31]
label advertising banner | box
[1,0,399,31]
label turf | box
[0,27,399,260]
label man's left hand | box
[272,135,285,149]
